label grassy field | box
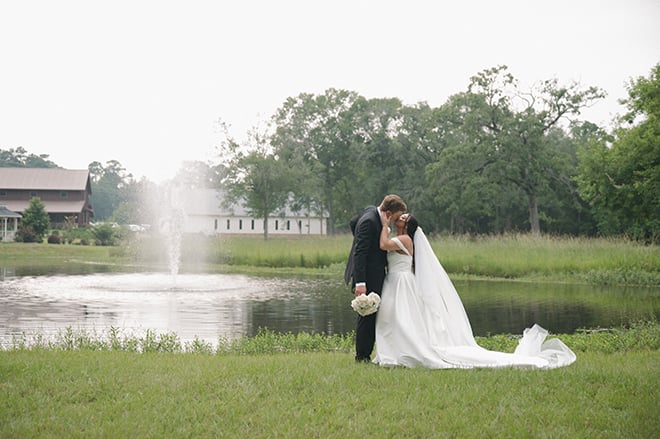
[1,233,658,285]
[1,324,658,438]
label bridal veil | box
[412,227,576,369]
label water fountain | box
[0,182,304,348]
[161,184,186,278]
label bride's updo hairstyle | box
[405,214,419,273]
[405,215,419,241]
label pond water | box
[0,266,658,348]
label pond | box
[0,265,658,348]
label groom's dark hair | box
[380,194,407,214]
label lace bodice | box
[387,238,413,273]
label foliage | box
[3,63,657,240]
[5,321,657,354]
[108,178,157,226]
[88,160,134,220]
[270,89,361,233]
[91,223,119,246]
[13,225,39,243]
[219,122,296,240]
[0,146,58,168]
[47,230,62,244]
[426,66,604,235]
[262,67,607,236]
[173,160,227,188]
[577,63,660,243]
[62,225,94,245]
[15,197,50,242]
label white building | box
[177,189,327,236]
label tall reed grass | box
[2,233,658,285]
[5,321,657,355]
[432,233,660,286]
[207,233,659,286]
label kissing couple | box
[344,194,576,369]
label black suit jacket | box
[344,206,387,294]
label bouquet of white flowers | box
[351,292,381,316]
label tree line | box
[218,64,658,242]
[2,64,658,242]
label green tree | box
[173,160,227,189]
[284,152,326,234]
[390,103,447,230]
[109,177,157,226]
[427,66,604,234]
[219,124,294,240]
[271,89,360,233]
[0,147,58,168]
[89,160,134,220]
[473,66,604,234]
[535,125,597,235]
[16,197,50,242]
[577,64,660,242]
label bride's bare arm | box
[379,211,412,253]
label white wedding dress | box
[373,230,576,369]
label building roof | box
[1,200,88,214]
[0,168,91,191]
[179,188,227,216]
[0,205,21,218]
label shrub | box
[19,197,50,242]
[91,223,118,246]
[15,225,40,243]
[47,232,62,244]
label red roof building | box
[0,168,94,228]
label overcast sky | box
[1,0,658,182]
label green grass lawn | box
[1,349,657,438]
[1,324,658,438]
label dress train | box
[373,231,576,369]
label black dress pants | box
[355,312,377,361]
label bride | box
[373,212,576,369]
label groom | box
[344,194,407,362]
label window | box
[239,219,243,230]
[214,219,218,230]
[0,191,6,198]
[60,191,68,198]
[286,220,290,231]
[275,220,279,231]
[251,219,255,230]
[226,219,231,230]
[30,191,38,197]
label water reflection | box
[456,280,658,335]
[0,272,299,346]
[0,269,657,348]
